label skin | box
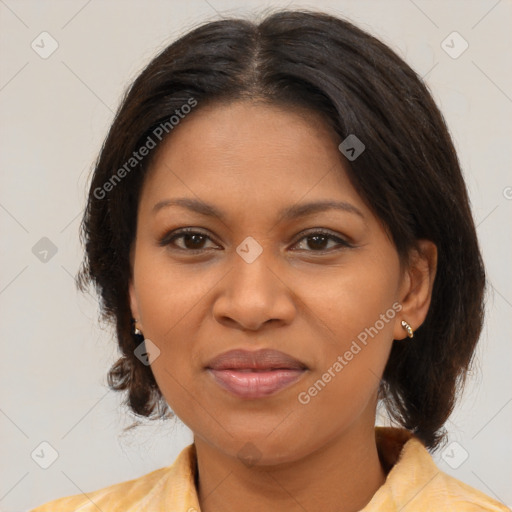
[129,100,437,512]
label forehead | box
[139,100,364,215]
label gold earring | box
[401,320,414,338]
[133,319,143,336]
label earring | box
[133,319,143,337]
[401,320,414,338]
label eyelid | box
[290,227,354,248]
[158,227,219,249]
[159,226,354,253]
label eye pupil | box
[184,233,205,249]
[308,235,328,250]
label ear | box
[128,243,142,328]
[129,279,141,325]
[393,239,438,340]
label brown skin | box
[129,101,437,512]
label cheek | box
[133,250,215,340]
[292,281,397,446]
[131,251,215,409]
[296,254,399,405]
[296,254,400,348]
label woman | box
[30,9,508,512]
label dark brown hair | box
[77,10,486,450]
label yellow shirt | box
[29,427,509,511]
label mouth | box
[205,349,308,399]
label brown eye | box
[292,230,352,252]
[159,228,352,254]
[177,233,209,250]
[159,229,218,252]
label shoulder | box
[371,432,510,512]
[433,470,510,511]
[28,444,198,512]
[28,465,172,512]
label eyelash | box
[158,227,354,254]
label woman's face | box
[129,100,420,465]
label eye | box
[159,227,352,254]
[158,228,219,252]
[291,229,353,252]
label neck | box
[195,422,387,512]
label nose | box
[212,247,296,332]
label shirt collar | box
[155,427,419,511]
[149,426,505,512]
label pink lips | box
[205,349,307,399]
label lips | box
[205,349,308,399]
[206,348,307,371]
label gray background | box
[0,1,511,511]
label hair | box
[76,9,486,450]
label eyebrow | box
[152,197,365,223]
